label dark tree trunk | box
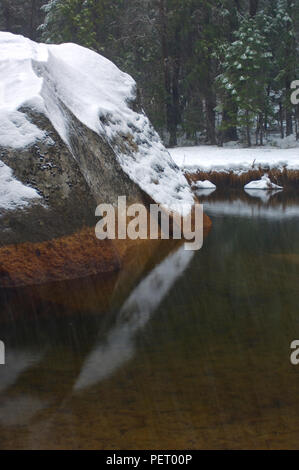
[205,96,216,145]
[202,7,216,145]
[234,0,241,13]
[286,76,293,136]
[220,8,239,144]
[259,113,264,146]
[286,108,293,136]
[279,101,284,139]
[249,0,259,17]
[204,57,216,145]
[255,114,264,145]
[2,0,12,30]
[222,101,238,143]
[264,85,271,136]
[285,0,294,137]
[247,126,251,147]
[158,0,180,147]
[169,55,180,147]
[295,106,299,140]
[246,111,251,147]
[29,0,37,40]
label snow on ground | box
[0,32,194,215]
[244,174,283,190]
[266,134,299,149]
[0,161,41,211]
[169,145,299,173]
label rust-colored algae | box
[0,227,120,288]
[0,206,211,289]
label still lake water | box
[1,190,299,449]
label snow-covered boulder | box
[0,32,194,213]
[244,174,283,190]
[0,33,208,287]
[191,180,216,190]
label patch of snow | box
[192,180,216,189]
[244,174,283,190]
[0,110,46,148]
[169,145,299,174]
[0,161,41,211]
[267,134,299,149]
[0,32,194,215]
[223,140,241,148]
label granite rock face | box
[0,104,150,246]
[0,104,153,287]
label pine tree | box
[0,0,46,40]
[3,0,298,147]
[217,12,273,146]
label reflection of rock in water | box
[204,198,299,219]
[0,349,46,427]
[74,245,194,391]
[0,395,47,427]
[0,349,43,394]
[244,189,282,203]
[194,188,216,198]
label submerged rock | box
[0,32,210,287]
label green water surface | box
[1,190,299,449]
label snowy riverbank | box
[169,144,299,174]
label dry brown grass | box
[186,168,299,189]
